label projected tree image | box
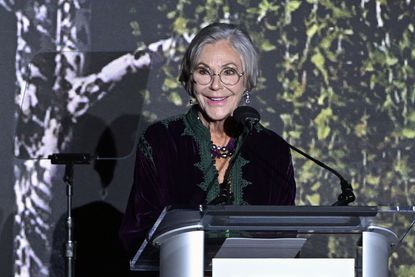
[2,0,176,275]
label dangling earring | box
[189,98,193,105]
[244,91,251,104]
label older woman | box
[120,22,296,257]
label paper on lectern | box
[214,237,306,258]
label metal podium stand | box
[130,206,399,277]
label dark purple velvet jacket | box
[119,105,296,256]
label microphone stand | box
[286,143,356,206]
[49,153,91,277]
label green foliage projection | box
[128,1,415,275]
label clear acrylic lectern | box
[130,205,403,277]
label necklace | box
[210,138,237,159]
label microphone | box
[233,106,356,206]
[233,106,260,131]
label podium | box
[130,206,400,277]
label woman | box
[119,22,296,257]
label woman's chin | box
[203,111,231,123]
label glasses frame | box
[191,67,245,86]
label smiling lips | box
[206,96,228,105]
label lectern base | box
[159,230,204,277]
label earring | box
[189,98,193,105]
[244,91,251,104]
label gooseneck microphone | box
[232,106,356,206]
[233,105,260,131]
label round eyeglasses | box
[192,67,244,86]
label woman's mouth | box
[206,96,228,105]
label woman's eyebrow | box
[195,62,239,69]
[220,62,238,68]
[194,62,210,68]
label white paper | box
[214,237,306,258]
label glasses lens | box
[220,68,239,85]
[193,67,212,85]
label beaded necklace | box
[210,137,237,159]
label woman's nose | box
[209,74,223,90]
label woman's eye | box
[196,68,210,75]
[223,68,237,75]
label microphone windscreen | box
[233,106,261,125]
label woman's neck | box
[198,112,229,145]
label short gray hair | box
[179,22,259,97]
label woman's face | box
[192,39,246,122]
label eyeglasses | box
[192,67,244,86]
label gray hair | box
[179,22,259,97]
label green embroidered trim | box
[195,158,219,202]
[181,105,251,204]
[230,124,260,204]
[229,155,251,205]
[182,106,220,203]
[225,131,251,205]
[138,135,154,164]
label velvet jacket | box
[119,105,296,256]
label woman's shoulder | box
[136,113,187,158]
[142,113,186,138]
[253,124,288,147]
[244,124,292,161]
[139,114,184,145]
